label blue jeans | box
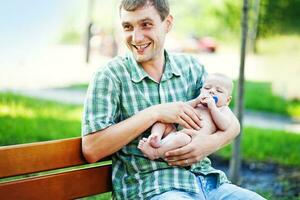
[150,174,266,200]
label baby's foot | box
[149,135,161,148]
[138,138,160,160]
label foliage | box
[170,0,242,39]
[259,0,300,36]
[170,0,300,39]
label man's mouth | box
[132,42,151,52]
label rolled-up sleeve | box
[81,68,120,136]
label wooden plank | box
[0,165,112,199]
[0,137,110,178]
[0,137,84,178]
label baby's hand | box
[201,96,217,109]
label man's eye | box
[123,25,132,31]
[142,22,152,28]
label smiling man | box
[81,0,265,199]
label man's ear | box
[165,15,173,33]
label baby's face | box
[200,76,231,107]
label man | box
[81,0,265,199]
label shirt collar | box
[128,50,182,83]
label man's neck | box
[140,53,165,83]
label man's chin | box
[133,54,151,63]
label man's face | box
[120,5,172,63]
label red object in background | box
[198,37,217,53]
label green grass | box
[216,127,300,168]
[231,81,300,117]
[0,92,82,146]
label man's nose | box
[132,29,144,43]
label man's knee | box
[208,183,266,200]
[150,190,205,200]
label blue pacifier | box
[213,96,218,104]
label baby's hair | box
[206,73,233,95]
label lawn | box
[0,92,81,146]
[231,81,300,117]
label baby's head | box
[200,73,233,107]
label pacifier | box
[213,96,218,103]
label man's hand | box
[153,102,202,130]
[187,96,203,108]
[164,129,214,166]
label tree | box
[229,0,249,184]
[249,0,261,53]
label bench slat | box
[0,165,112,199]
[0,137,86,178]
[0,137,110,178]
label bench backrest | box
[0,137,112,199]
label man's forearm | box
[82,106,158,163]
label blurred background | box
[0,0,299,199]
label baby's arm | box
[209,105,232,131]
[202,96,231,131]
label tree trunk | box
[85,0,95,63]
[229,0,249,184]
[250,0,261,53]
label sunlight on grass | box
[0,92,82,146]
[287,103,300,120]
[0,93,82,121]
[0,104,36,118]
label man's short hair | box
[119,0,170,21]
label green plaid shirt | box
[82,51,229,200]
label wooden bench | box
[0,137,112,199]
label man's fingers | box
[165,152,191,162]
[165,145,192,157]
[181,106,201,129]
[180,114,199,130]
[178,117,192,129]
[168,157,197,166]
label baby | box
[138,73,234,160]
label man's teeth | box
[135,43,150,50]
